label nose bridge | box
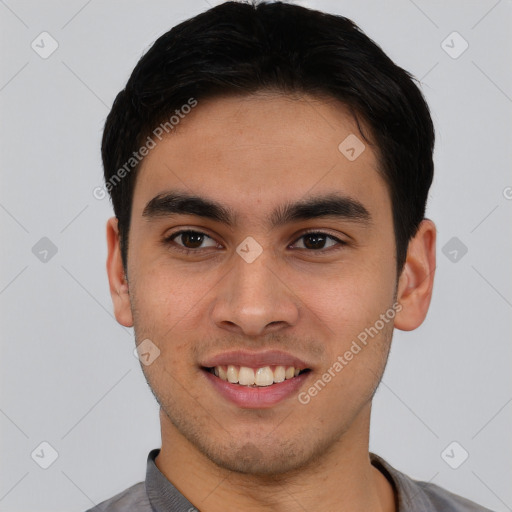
[234,251,274,303]
[211,242,299,336]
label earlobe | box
[394,219,436,332]
[106,217,134,327]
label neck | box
[155,405,396,512]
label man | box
[88,1,492,510]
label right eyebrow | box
[142,191,237,227]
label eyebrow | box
[142,190,371,228]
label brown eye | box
[167,230,218,251]
[292,232,344,251]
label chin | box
[159,397,338,476]
[205,440,309,476]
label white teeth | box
[255,366,274,386]
[227,365,238,383]
[285,366,295,379]
[212,365,305,386]
[273,365,286,383]
[218,366,228,381]
[239,366,255,385]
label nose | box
[210,247,300,338]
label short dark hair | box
[101,0,435,275]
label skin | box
[106,92,436,512]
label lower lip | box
[202,369,310,409]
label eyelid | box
[289,228,347,251]
[164,227,347,253]
[296,227,346,241]
[164,229,219,252]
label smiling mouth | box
[203,365,311,387]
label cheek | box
[129,268,180,341]
[129,261,223,360]
[298,318,393,417]
[131,260,202,317]
[298,257,396,332]
[291,256,396,399]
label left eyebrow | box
[142,190,372,228]
[269,193,371,228]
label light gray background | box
[1,1,511,511]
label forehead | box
[132,92,390,224]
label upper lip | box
[201,350,311,369]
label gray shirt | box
[85,449,493,511]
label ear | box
[106,217,133,327]
[394,219,436,331]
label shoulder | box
[83,481,152,512]
[370,453,494,512]
[417,480,495,512]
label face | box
[112,92,403,475]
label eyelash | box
[163,229,347,255]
